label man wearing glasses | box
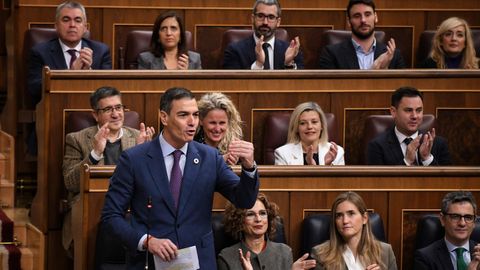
[414,191,480,270]
[223,0,304,69]
[62,86,154,254]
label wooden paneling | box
[76,166,480,270]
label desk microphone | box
[145,196,152,270]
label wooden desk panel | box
[75,166,480,270]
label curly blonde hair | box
[431,17,479,69]
[197,93,243,154]
[223,193,280,241]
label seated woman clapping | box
[419,17,479,69]
[217,193,316,270]
[275,102,345,165]
[196,92,245,166]
[138,11,202,70]
[311,192,397,270]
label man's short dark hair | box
[391,86,423,108]
[441,191,477,215]
[90,86,121,110]
[160,87,195,114]
[346,0,375,18]
[253,0,281,17]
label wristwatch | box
[284,62,296,69]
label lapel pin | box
[193,158,199,164]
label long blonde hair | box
[431,17,479,69]
[313,192,384,270]
[197,92,243,154]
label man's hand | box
[71,47,93,70]
[223,152,239,166]
[324,142,339,165]
[229,140,255,169]
[254,35,266,67]
[292,253,316,270]
[238,249,253,270]
[145,237,178,262]
[136,122,155,144]
[419,128,436,161]
[284,36,300,65]
[177,53,189,70]
[468,244,480,270]
[372,38,396,69]
[92,122,109,156]
[305,145,316,165]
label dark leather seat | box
[64,110,140,135]
[416,29,480,66]
[219,28,289,67]
[415,214,480,250]
[361,114,436,164]
[321,29,385,48]
[122,30,193,69]
[301,212,386,255]
[262,111,337,165]
[211,213,286,256]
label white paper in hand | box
[153,245,199,270]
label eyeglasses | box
[96,104,125,114]
[444,213,476,223]
[245,210,268,221]
[253,13,279,22]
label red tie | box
[67,49,77,69]
[170,150,183,210]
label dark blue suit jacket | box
[367,127,452,165]
[318,39,406,69]
[27,38,112,104]
[223,35,304,69]
[413,239,477,270]
[101,139,259,269]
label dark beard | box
[254,25,275,40]
[351,26,375,40]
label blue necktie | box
[170,150,183,209]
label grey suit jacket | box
[62,125,138,250]
[312,241,397,270]
[137,50,202,69]
[217,240,293,270]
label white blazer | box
[274,142,345,165]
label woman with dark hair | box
[218,193,316,270]
[138,11,202,69]
[311,192,397,270]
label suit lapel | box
[121,128,137,151]
[247,36,258,67]
[436,240,455,270]
[344,41,360,69]
[273,40,284,69]
[177,142,201,214]
[386,128,405,164]
[291,143,303,165]
[50,39,68,69]
[146,139,176,215]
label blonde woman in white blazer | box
[274,102,345,165]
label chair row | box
[23,27,480,70]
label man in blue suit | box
[101,87,259,269]
[223,0,304,69]
[27,1,111,105]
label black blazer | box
[223,35,304,69]
[367,127,452,165]
[318,39,406,69]
[413,239,477,270]
[27,38,112,104]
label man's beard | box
[351,24,375,40]
[254,25,275,40]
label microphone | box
[145,196,152,270]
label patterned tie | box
[169,150,183,209]
[456,247,467,270]
[67,49,77,69]
[262,43,270,70]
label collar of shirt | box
[159,132,188,158]
[253,33,276,48]
[394,126,419,144]
[59,39,82,67]
[252,34,275,69]
[96,126,124,143]
[352,38,376,69]
[342,245,365,270]
[444,238,471,268]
